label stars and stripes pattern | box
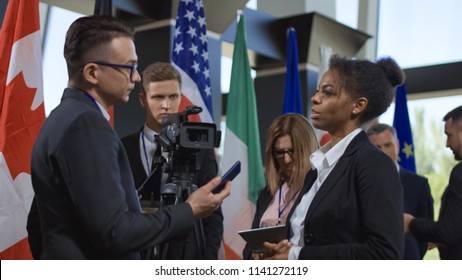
[172,0,213,122]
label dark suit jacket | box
[26,198,42,259]
[242,187,273,259]
[286,131,404,259]
[29,88,195,259]
[121,129,223,259]
[410,161,462,259]
[399,167,434,259]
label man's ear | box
[82,63,98,85]
[138,92,146,108]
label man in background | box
[404,106,462,259]
[121,62,222,259]
[367,123,433,259]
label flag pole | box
[237,9,243,22]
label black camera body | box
[156,105,221,206]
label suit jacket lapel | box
[305,131,367,223]
[305,155,352,220]
[131,128,146,177]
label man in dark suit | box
[367,123,434,259]
[28,15,229,259]
[405,106,462,259]
[121,62,222,259]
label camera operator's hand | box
[186,177,231,219]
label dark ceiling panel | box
[404,61,462,94]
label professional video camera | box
[155,105,221,207]
[142,105,220,260]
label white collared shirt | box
[288,128,363,259]
[94,100,110,121]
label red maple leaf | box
[0,72,45,179]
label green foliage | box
[412,107,458,260]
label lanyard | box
[277,183,301,225]
[82,91,102,113]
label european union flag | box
[282,27,302,114]
[393,84,416,172]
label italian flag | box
[221,14,266,259]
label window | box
[42,6,83,115]
[377,0,462,68]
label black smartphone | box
[213,161,241,194]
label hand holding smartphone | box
[213,161,241,194]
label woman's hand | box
[404,213,414,234]
[251,252,263,260]
[262,239,292,260]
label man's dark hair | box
[64,15,135,80]
[366,123,397,138]
[443,106,462,122]
[140,62,182,95]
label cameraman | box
[122,62,222,259]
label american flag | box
[172,0,213,123]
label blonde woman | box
[243,113,318,259]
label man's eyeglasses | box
[273,148,294,159]
[92,61,138,79]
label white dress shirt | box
[288,128,362,259]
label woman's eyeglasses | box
[273,149,294,159]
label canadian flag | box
[0,0,45,259]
